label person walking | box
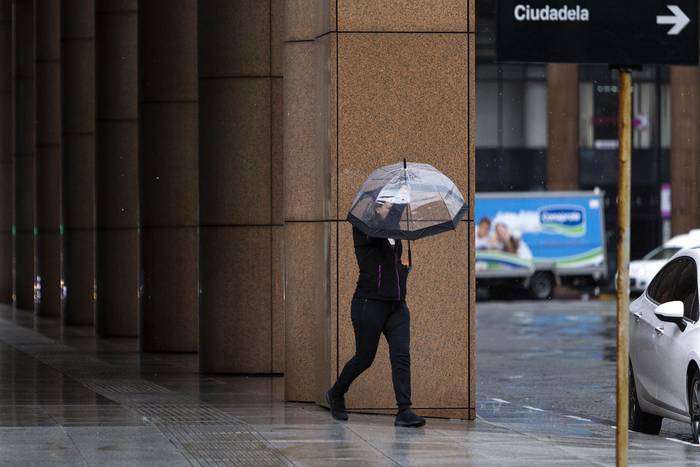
[326,201,426,427]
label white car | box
[630,231,700,293]
[629,248,700,443]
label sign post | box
[497,2,700,465]
[615,68,632,467]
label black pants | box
[331,297,411,409]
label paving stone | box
[0,302,699,466]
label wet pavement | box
[0,301,699,465]
[477,299,691,441]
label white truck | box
[475,191,608,299]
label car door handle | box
[654,326,664,335]
[632,312,642,322]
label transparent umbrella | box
[347,160,468,245]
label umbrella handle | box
[402,158,412,269]
[405,158,412,269]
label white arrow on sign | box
[657,5,690,35]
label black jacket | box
[352,227,409,301]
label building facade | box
[0,1,476,419]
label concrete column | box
[138,0,198,352]
[0,0,12,303]
[670,67,700,235]
[282,4,328,402]
[61,0,96,325]
[547,64,579,190]
[36,0,62,317]
[198,0,284,373]
[13,0,36,310]
[95,0,139,337]
[284,1,476,419]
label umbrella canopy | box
[347,161,468,241]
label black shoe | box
[326,390,348,421]
[394,409,426,427]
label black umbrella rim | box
[346,202,468,241]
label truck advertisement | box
[475,191,607,298]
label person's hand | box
[375,201,393,219]
[397,185,410,203]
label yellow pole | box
[616,68,632,467]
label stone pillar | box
[284,1,476,419]
[198,0,284,373]
[547,64,579,191]
[95,0,139,337]
[282,4,328,402]
[670,67,700,235]
[0,0,11,303]
[13,0,36,310]
[62,0,96,325]
[138,0,198,352]
[36,0,62,317]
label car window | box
[675,259,698,321]
[643,246,681,260]
[646,258,686,304]
[646,257,700,321]
[691,294,699,322]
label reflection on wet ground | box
[0,301,699,466]
[510,304,618,361]
[478,299,692,442]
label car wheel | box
[690,372,700,444]
[629,366,662,435]
[529,272,554,300]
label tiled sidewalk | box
[0,304,698,466]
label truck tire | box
[529,272,554,300]
[476,285,490,301]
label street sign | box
[497,1,699,65]
[496,4,699,467]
